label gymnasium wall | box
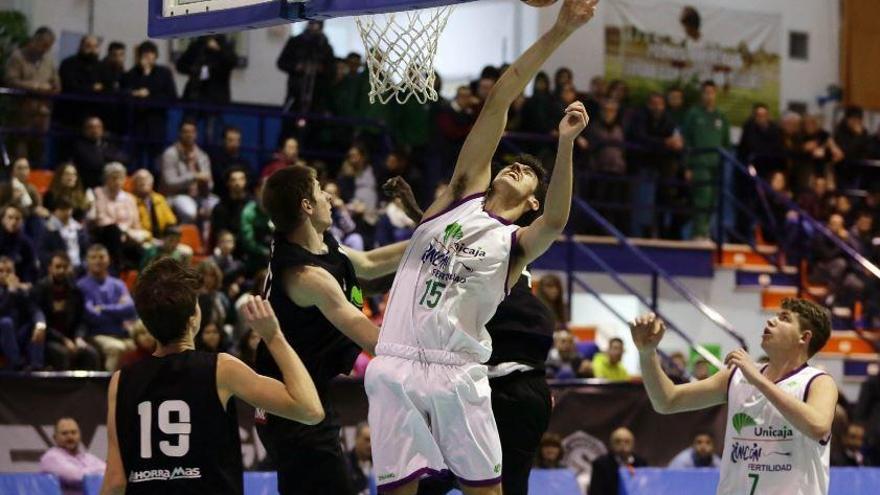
[13,0,840,112]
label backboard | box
[148,0,477,38]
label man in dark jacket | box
[588,427,648,495]
[277,21,335,114]
[176,35,238,105]
[97,41,127,134]
[57,35,103,130]
[69,116,128,189]
[32,252,100,370]
[0,256,45,370]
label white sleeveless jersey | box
[718,365,831,495]
[377,193,519,364]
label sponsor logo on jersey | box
[350,285,364,307]
[732,412,757,434]
[129,466,201,483]
[754,425,793,440]
[730,442,763,464]
[443,222,464,245]
[748,463,792,472]
[377,473,397,481]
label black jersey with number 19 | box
[116,351,242,495]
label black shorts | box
[256,413,355,495]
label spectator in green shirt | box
[592,337,630,381]
[682,80,730,239]
[240,179,273,276]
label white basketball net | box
[355,6,454,105]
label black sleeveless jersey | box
[116,351,242,495]
[257,231,362,398]
[485,273,555,370]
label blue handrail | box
[572,196,749,350]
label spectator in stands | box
[117,320,155,368]
[175,35,238,139]
[122,40,177,169]
[240,179,273,275]
[34,252,99,371]
[236,328,260,368]
[849,210,876,257]
[339,145,379,238]
[431,85,478,180]
[855,371,880,465]
[546,330,590,379]
[0,205,39,284]
[324,181,365,250]
[627,92,684,238]
[261,136,307,179]
[797,175,833,222]
[159,119,216,224]
[760,170,797,245]
[131,169,177,243]
[536,274,567,328]
[196,322,228,353]
[831,423,869,467]
[835,106,871,162]
[345,422,373,495]
[58,35,103,130]
[553,67,574,100]
[683,80,730,239]
[665,87,687,127]
[592,337,630,381]
[41,199,89,272]
[78,244,137,371]
[473,65,500,104]
[277,20,335,113]
[534,432,566,469]
[663,351,689,384]
[4,26,59,164]
[522,72,558,136]
[9,157,49,226]
[810,212,865,306]
[70,115,128,189]
[210,167,251,249]
[803,114,844,189]
[196,259,231,330]
[588,427,648,495]
[43,163,92,222]
[0,255,45,370]
[140,225,191,269]
[88,162,148,270]
[606,79,633,122]
[692,358,711,380]
[586,98,629,234]
[870,123,880,159]
[667,431,721,468]
[212,230,246,300]
[736,103,784,239]
[96,41,128,134]
[211,126,253,187]
[39,417,105,495]
[584,75,607,122]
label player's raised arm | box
[631,313,730,413]
[423,0,599,219]
[218,296,325,425]
[341,240,409,280]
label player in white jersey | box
[366,1,598,493]
[630,298,837,495]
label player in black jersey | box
[100,258,323,495]
[257,166,409,495]
[385,178,555,495]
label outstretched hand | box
[556,0,600,34]
[241,295,281,344]
[383,177,423,223]
[724,349,763,386]
[559,101,589,141]
[629,312,666,353]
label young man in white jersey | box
[630,298,837,495]
[365,1,598,494]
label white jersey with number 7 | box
[719,364,830,495]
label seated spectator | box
[210,167,251,249]
[592,337,630,381]
[588,427,647,495]
[663,351,689,384]
[346,422,373,494]
[761,171,796,244]
[196,322,228,353]
[41,199,89,274]
[810,213,865,305]
[0,205,39,284]
[536,274,567,329]
[196,259,231,331]
[212,230,246,301]
[325,181,365,250]
[39,417,105,495]
[77,244,137,370]
[117,320,155,368]
[835,106,871,163]
[211,126,253,187]
[33,253,99,371]
[140,225,192,268]
[43,163,93,221]
[240,180,273,275]
[796,175,834,222]
[131,169,177,242]
[70,116,128,189]
[261,136,307,179]
[692,358,711,380]
[0,256,45,370]
[159,119,216,224]
[534,432,566,469]
[235,328,260,368]
[9,157,49,221]
[546,330,590,378]
[831,423,869,467]
[88,162,148,270]
[338,145,379,240]
[668,431,721,468]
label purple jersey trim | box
[727,367,738,397]
[485,209,513,226]
[458,474,503,487]
[802,372,830,402]
[505,230,519,295]
[773,363,809,384]
[419,193,485,226]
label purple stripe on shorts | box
[377,467,448,491]
[458,474,503,487]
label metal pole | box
[566,232,574,324]
[651,270,658,312]
[715,153,725,261]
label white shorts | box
[365,354,503,491]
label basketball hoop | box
[355,6,454,105]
